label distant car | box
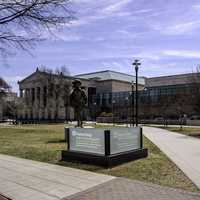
[190,115,200,120]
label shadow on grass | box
[57,160,104,172]
[46,139,66,144]
[188,134,200,138]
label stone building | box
[18,69,145,121]
[18,69,90,121]
[17,68,200,122]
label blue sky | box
[2,0,200,92]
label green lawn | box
[0,124,199,192]
[157,126,200,138]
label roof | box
[75,70,146,85]
[146,73,200,87]
[18,69,90,84]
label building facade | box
[17,69,200,122]
[140,73,200,119]
[90,72,200,121]
[17,69,145,121]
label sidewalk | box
[143,126,200,189]
[0,154,199,200]
[146,124,200,128]
[0,154,114,200]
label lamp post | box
[93,102,97,121]
[131,81,135,127]
[112,100,116,125]
[125,96,129,127]
[133,59,141,126]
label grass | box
[0,124,199,193]
[156,126,200,138]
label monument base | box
[61,148,148,168]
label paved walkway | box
[0,154,114,200]
[0,154,200,200]
[65,178,200,200]
[147,124,200,128]
[143,126,200,189]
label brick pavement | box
[65,178,200,200]
[0,194,10,200]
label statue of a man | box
[70,80,87,127]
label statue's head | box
[72,79,82,89]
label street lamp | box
[112,99,116,125]
[125,96,129,126]
[93,102,97,121]
[132,59,141,126]
[131,81,135,127]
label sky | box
[1,0,200,92]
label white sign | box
[67,127,141,156]
[69,128,105,155]
[110,127,141,154]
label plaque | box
[69,128,105,155]
[110,127,141,154]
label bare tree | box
[0,77,11,120]
[55,65,70,76]
[0,0,74,56]
[41,66,71,121]
[55,66,71,121]
[0,77,10,98]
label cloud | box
[192,4,200,11]
[112,30,138,40]
[39,29,82,42]
[134,53,161,61]
[77,50,161,62]
[101,60,132,72]
[156,21,200,35]
[149,2,200,36]
[102,0,132,14]
[163,50,200,58]
[68,0,133,27]
[52,34,82,42]
[4,76,25,83]
[134,9,153,14]
[3,75,25,92]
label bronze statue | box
[70,80,87,127]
